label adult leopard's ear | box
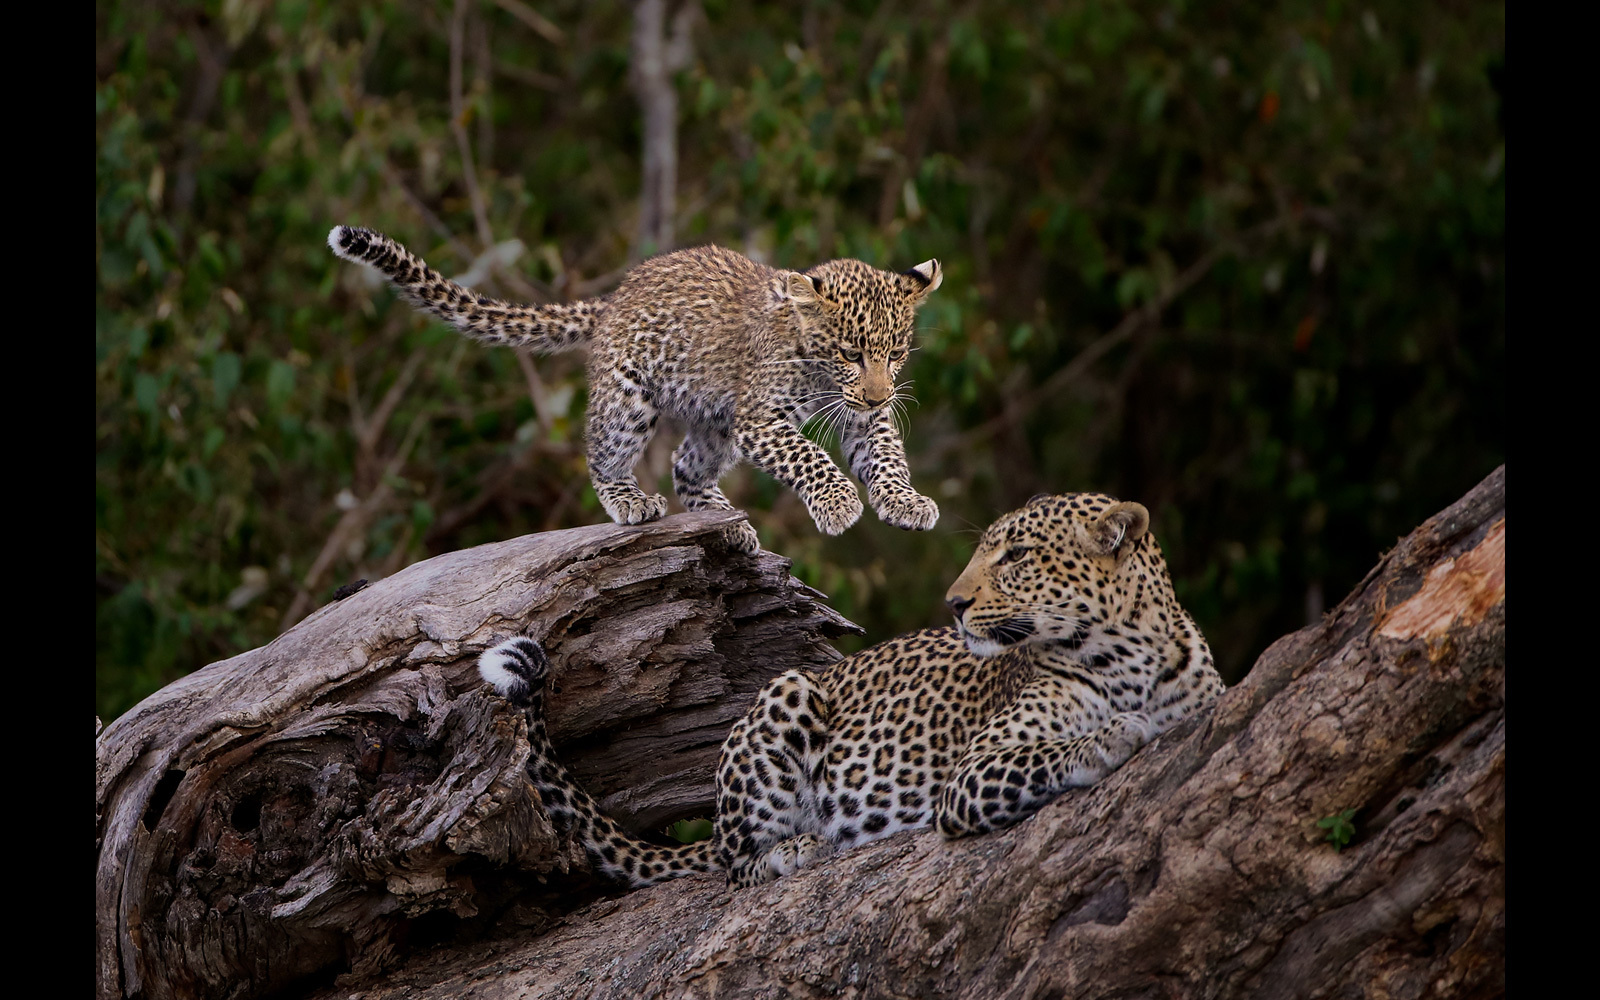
[898,259,943,303]
[1092,501,1150,557]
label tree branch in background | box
[277,54,314,141]
[353,352,425,489]
[423,442,538,547]
[171,20,229,225]
[286,344,427,632]
[450,0,495,249]
[877,35,949,228]
[938,215,1296,460]
[514,350,561,430]
[280,408,429,630]
[325,11,589,602]
[493,61,564,92]
[472,11,495,180]
[491,0,566,45]
[630,0,700,259]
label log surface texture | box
[319,466,1505,1000]
[95,511,858,999]
[97,467,1505,1000]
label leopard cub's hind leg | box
[585,370,669,526]
[672,429,760,553]
[714,670,836,888]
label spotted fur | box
[478,493,1223,889]
[329,226,943,551]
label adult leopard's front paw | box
[872,489,939,531]
[804,480,864,535]
[763,833,836,881]
[1101,711,1155,765]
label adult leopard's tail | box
[477,637,719,887]
[328,226,600,353]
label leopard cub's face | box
[788,258,942,412]
[944,493,1152,657]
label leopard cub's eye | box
[997,545,1030,565]
[888,347,908,361]
[840,347,863,363]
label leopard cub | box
[329,227,944,551]
[478,492,1223,889]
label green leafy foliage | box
[96,2,1503,721]
[1317,807,1358,850]
[668,818,714,844]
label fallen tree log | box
[305,466,1507,1000]
[94,511,858,1000]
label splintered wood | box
[95,511,857,1000]
[1380,518,1505,640]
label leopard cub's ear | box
[898,259,943,303]
[787,271,823,305]
[1093,501,1150,557]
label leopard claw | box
[872,490,939,531]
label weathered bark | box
[95,511,857,1000]
[304,466,1507,1000]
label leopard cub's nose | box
[946,594,974,618]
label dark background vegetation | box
[96,0,1504,722]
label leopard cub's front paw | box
[805,481,864,536]
[871,489,939,531]
[720,520,762,553]
[596,484,670,525]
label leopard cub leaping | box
[329,227,943,551]
[479,492,1223,889]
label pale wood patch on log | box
[1379,518,1504,641]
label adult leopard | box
[478,492,1223,888]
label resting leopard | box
[328,226,943,552]
[478,492,1223,888]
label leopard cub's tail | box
[328,225,601,354]
[477,637,719,887]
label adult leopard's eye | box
[997,545,1030,565]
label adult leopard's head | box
[785,257,942,411]
[944,493,1154,657]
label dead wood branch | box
[95,512,857,1000]
[309,466,1505,1000]
[97,467,1505,1000]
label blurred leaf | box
[668,818,713,843]
[265,360,296,411]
